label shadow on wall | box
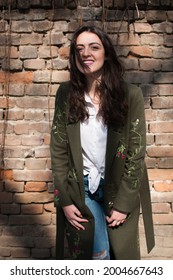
[0,170,58,260]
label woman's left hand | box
[106,209,127,227]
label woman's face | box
[75,31,105,78]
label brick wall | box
[0,0,173,259]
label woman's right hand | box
[62,204,88,230]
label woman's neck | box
[87,79,101,111]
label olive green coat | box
[50,81,155,260]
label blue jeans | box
[84,175,110,260]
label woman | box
[50,25,155,260]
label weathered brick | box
[20,33,43,45]
[34,237,55,248]
[2,59,22,71]
[21,204,43,214]
[152,97,173,109]
[0,236,34,247]
[47,59,68,70]
[150,121,173,133]
[0,192,13,204]
[35,147,50,158]
[1,204,20,214]
[0,215,8,225]
[4,159,24,170]
[44,202,56,214]
[157,110,173,121]
[24,109,44,121]
[148,169,173,181]
[7,109,24,120]
[153,213,173,225]
[0,72,33,83]
[31,248,50,259]
[25,182,47,192]
[32,20,52,32]
[158,85,173,96]
[4,135,21,146]
[11,20,32,33]
[141,34,164,46]
[132,22,152,33]
[9,214,52,225]
[24,59,45,70]
[154,182,173,192]
[153,22,173,34]
[19,46,38,59]
[39,46,58,58]
[25,84,48,96]
[13,170,52,182]
[152,202,170,213]
[4,180,24,192]
[156,134,173,145]
[0,170,13,180]
[16,96,53,109]
[124,71,153,84]
[140,59,161,71]
[146,10,167,22]
[121,58,138,70]
[22,135,44,146]
[130,46,152,58]
[147,146,173,157]
[0,247,11,257]
[11,247,30,258]
[25,158,46,169]
[158,158,173,169]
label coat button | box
[108,201,114,208]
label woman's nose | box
[82,47,90,56]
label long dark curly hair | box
[68,25,128,126]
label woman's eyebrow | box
[76,42,102,47]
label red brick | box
[58,47,70,59]
[0,72,33,84]
[156,134,173,145]
[0,214,8,225]
[44,202,56,214]
[1,204,20,214]
[0,236,33,247]
[4,135,21,146]
[152,203,170,213]
[153,213,173,225]
[0,247,11,257]
[14,192,53,204]
[22,135,44,146]
[148,169,173,181]
[130,46,152,58]
[150,122,173,133]
[154,182,173,192]
[39,46,58,58]
[11,248,30,258]
[147,147,173,157]
[0,170,13,180]
[31,248,50,259]
[21,204,43,214]
[9,214,51,225]
[0,192,13,204]
[25,182,47,192]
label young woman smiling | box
[50,25,155,260]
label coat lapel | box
[66,122,84,194]
[105,126,122,182]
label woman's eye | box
[76,47,84,52]
[91,45,99,50]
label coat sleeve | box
[113,86,147,213]
[50,83,73,207]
